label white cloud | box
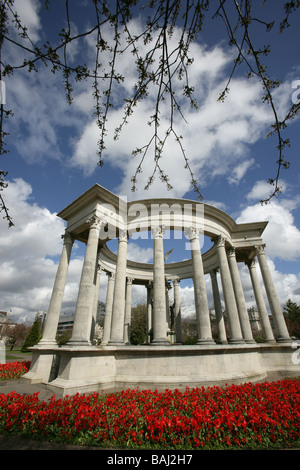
[127,242,153,263]
[228,158,256,185]
[237,184,300,261]
[10,0,42,42]
[69,40,280,199]
[0,179,83,323]
[235,180,300,310]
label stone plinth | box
[22,343,300,397]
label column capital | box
[151,225,165,239]
[86,214,102,230]
[254,244,266,255]
[126,277,134,285]
[106,271,115,280]
[213,235,227,247]
[245,258,256,269]
[209,269,218,280]
[146,280,153,289]
[227,246,236,257]
[118,228,128,242]
[173,278,180,286]
[96,260,102,273]
[61,231,74,246]
[185,225,202,240]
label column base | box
[67,340,92,347]
[197,338,216,345]
[151,338,170,346]
[276,337,292,344]
[37,339,57,348]
[229,338,245,344]
[108,340,126,346]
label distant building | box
[0,311,17,342]
[248,307,262,333]
[57,302,106,336]
[57,315,74,335]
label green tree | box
[181,314,198,344]
[56,327,72,346]
[130,303,147,345]
[21,316,42,352]
[283,298,300,338]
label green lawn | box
[4,348,32,362]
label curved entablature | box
[57,184,268,249]
[99,242,220,283]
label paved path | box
[0,380,58,401]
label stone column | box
[165,281,171,331]
[68,215,102,346]
[151,225,169,345]
[102,272,115,344]
[90,258,102,343]
[173,279,182,343]
[109,230,128,345]
[246,260,275,342]
[214,236,244,344]
[227,247,255,343]
[146,282,153,343]
[255,245,291,342]
[188,227,214,344]
[39,231,74,346]
[124,277,133,344]
[210,270,227,344]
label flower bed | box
[0,373,299,449]
[0,361,31,381]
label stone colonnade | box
[39,219,291,350]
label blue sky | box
[0,0,300,323]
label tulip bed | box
[0,362,299,449]
[0,361,31,381]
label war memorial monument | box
[22,184,297,397]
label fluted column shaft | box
[102,272,115,344]
[124,278,133,344]
[39,231,74,346]
[210,270,227,344]
[214,236,244,343]
[246,260,275,342]
[69,215,102,346]
[173,279,182,343]
[151,226,169,345]
[90,259,101,342]
[227,247,254,343]
[255,245,291,342]
[109,230,128,345]
[189,227,214,344]
[146,282,153,344]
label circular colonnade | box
[23,185,293,396]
